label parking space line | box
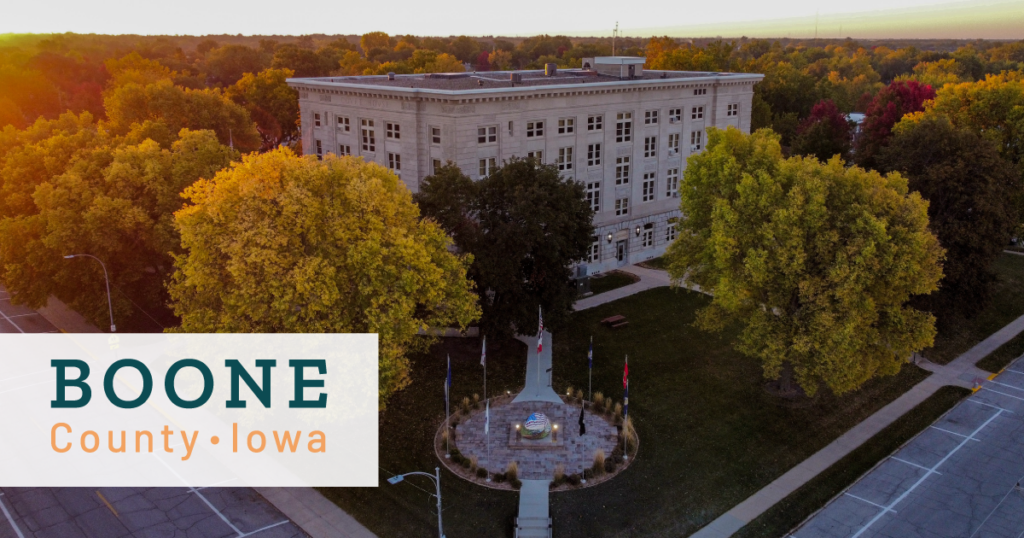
[930,426,981,441]
[3,314,37,319]
[196,478,238,490]
[850,409,1003,538]
[983,387,1024,402]
[0,303,25,333]
[968,473,1024,538]
[0,369,50,383]
[1003,369,1024,376]
[844,493,896,513]
[239,520,290,537]
[965,399,1015,413]
[0,380,53,396]
[987,380,1024,393]
[149,451,246,537]
[0,494,26,538]
[892,457,940,474]
[96,490,119,518]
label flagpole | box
[623,355,628,462]
[588,335,593,402]
[445,355,451,459]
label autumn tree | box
[168,150,480,407]
[665,127,944,397]
[415,159,594,338]
[791,99,855,162]
[204,45,268,86]
[879,115,1020,322]
[854,80,935,169]
[226,68,299,148]
[360,32,391,55]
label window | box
[478,126,497,144]
[558,118,575,134]
[509,121,514,136]
[527,150,543,162]
[338,144,351,156]
[431,126,441,144]
[479,157,497,177]
[557,147,574,171]
[691,130,703,150]
[361,119,376,152]
[642,223,654,248]
[727,103,739,117]
[644,136,657,159]
[668,133,680,154]
[386,122,400,139]
[616,112,632,143]
[666,168,679,197]
[527,121,544,138]
[615,197,629,216]
[668,108,682,123]
[588,236,600,263]
[586,182,600,212]
[587,143,602,167]
[666,222,677,242]
[692,106,704,120]
[314,113,321,127]
[388,152,401,174]
[587,115,603,131]
[432,159,442,174]
[642,173,656,202]
[615,156,630,185]
[337,116,350,132]
[694,88,707,95]
[314,139,322,160]
[644,110,659,125]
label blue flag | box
[588,337,593,370]
[624,379,629,420]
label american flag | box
[536,306,544,355]
[480,336,486,367]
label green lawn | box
[587,270,639,296]
[321,287,931,537]
[924,253,1024,364]
[733,385,970,538]
[977,331,1024,373]
[636,256,669,270]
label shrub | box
[460,396,471,415]
[592,449,606,476]
[582,468,593,480]
[614,402,623,418]
[611,445,624,459]
[575,389,584,401]
[469,455,478,472]
[493,472,506,483]
[604,457,617,474]
[506,461,519,483]
[476,467,488,478]
[460,457,471,469]
[593,392,605,411]
[567,473,581,486]
[604,399,614,416]
[566,385,574,400]
[472,393,480,408]
[623,417,637,453]
[510,477,522,489]
[553,464,565,485]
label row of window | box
[583,168,681,214]
[585,221,678,263]
[311,104,737,148]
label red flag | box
[623,356,628,389]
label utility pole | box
[613,22,619,56]
[388,468,445,538]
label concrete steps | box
[516,480,551,538]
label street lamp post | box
[63,254,115,333]
[387,467,445,538]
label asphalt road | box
[0,286,308,538]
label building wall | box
[292,73,760,273]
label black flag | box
[578,403,586,436]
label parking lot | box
[0,285,307,538]
[794,357,1024,538]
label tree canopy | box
[791,99,855,162]
[665,127,944,396]
[415,159,594,339]
[168,150,480,407]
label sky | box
[3,0,1023,39]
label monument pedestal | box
[508,424,564,448]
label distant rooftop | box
[287,57,761,94]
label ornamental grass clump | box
[592,449,606,477]
[593,392,605,411]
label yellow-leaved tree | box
[666,127,944,397]
[168,149,480,408]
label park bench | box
[600,315,628,329]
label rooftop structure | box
[287,58,763,273]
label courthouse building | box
[287,57,762,274]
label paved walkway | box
[255,488,376,538]
[574,265,672,311]
[516,480,551,537]
[691,311,1024,538]
[1004,249,1024,256]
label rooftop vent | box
[387,72,395,81]
[545,63,557,76]
[510,73,523,84]
[477,79,484,87]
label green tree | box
[665,127,944,396]
[204,45,268,86]
[879,115,1020,322]
[226,68,299,147]
[415,158,594,338]
[791,99,854,162]
[168,150,479,407]
[360,32,391,55]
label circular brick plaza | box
[438,394,626,486]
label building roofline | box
[286,69,764,98]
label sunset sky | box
[3,0,1023,38]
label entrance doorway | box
[616,240,628,266]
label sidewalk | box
[574,265,673,311]
[256,488,377,538]
[690,311,1024,538]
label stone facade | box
[288,63,763,273]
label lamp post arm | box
[64,254,115,333]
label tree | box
[854,80,935,170]
[270,44,327,78]
[168,150,479,407]
[226,68,299,147]
[791,99,854,162]
[415,159,594,338]
[488,50,513,71]
[665,127,943,397]
[360,32,391,55]
[879,115,1020,322]
[104,80,261,152]
[204,45,268,86]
